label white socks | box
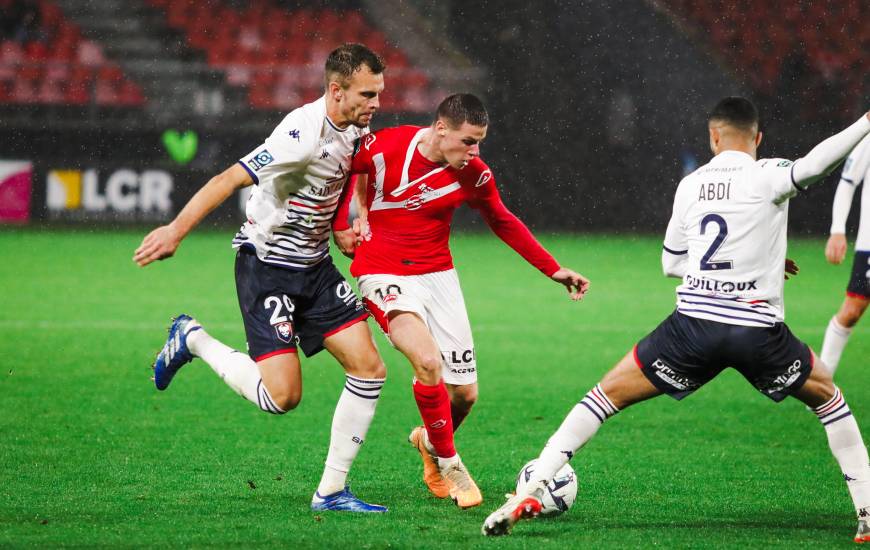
[813,387,870,516]
[531,384,619,487]
[821,316,852,376]
[187,328,285,414]
[187,327,387,499]
[316,375,385,496]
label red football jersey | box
[339,125,560,278]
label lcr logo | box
[47,169,172,214]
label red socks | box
[413,380,456,458]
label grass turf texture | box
[0,229,867,548]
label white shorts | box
[358,269,476,385]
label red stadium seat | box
[143,0,432,112]
[661,0,868,120]
[24,41,50,62]
[1,41,24,63]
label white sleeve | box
[830,180,857,234]
[238,111,316,184]
[662,180,690,278]
[755,158,798,205]
[790,115,870,190]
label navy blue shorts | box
[634,311,813,402]
[234,246,368,361]
[847,250,870,299]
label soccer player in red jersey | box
[332,93,589,508]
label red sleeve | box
[350,133,375,175]
[466,163,560,277]
[333,134,375,231]
[331,174,357,231]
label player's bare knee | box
[273,392,301,412]
[267,385,302,412]
[413,354,443,383]
[350,355,386,379]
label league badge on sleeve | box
[248,150,274,171]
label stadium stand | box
[145,0,434,113]
[0,0,145,106]
[659,0,869,122]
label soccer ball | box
[515,459,577,517]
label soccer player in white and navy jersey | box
[821,134,870,375]
[133,44,390,513]
[483,98,870,542]
[333,94,589,508]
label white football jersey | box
[663,150,801,327]
[233,96,366,269]
[837,134,870,251]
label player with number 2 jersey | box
[483,98,870,541]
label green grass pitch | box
[1,229,867,548]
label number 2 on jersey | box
[699,213,733,271]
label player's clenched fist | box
[550,268,590,301]
[825,234,847,265]
[133,224,182,267]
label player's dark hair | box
[325,43,385,89]
[709,97,759,133]
[436,93,489,129]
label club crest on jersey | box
[363,133,377,150]
[248,150,274,171]
[275,322,293,343]
[475,169,492,187]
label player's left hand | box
[784,258,799,280]
[333,228,358,258]
[551,268,590,301]
[825,233,847,265]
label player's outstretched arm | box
[133,163,252,266]
[550,268,590,301]
[791,110,870,190]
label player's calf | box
[837,295,869,328]
[447,383,477,431]
[802,382,870,541]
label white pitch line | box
[0,319,241,331]
[0,319,826,335]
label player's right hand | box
[353,217,372,242]
[550,268,590,301]
[333,227,359,258]
[133,224,182,267]
[825,233,847,265]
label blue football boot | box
[153,314,201,391]
[310,486,388,513]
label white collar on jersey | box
[390,128,448,197]
[318,95,349,133]
[714,150,754,162]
